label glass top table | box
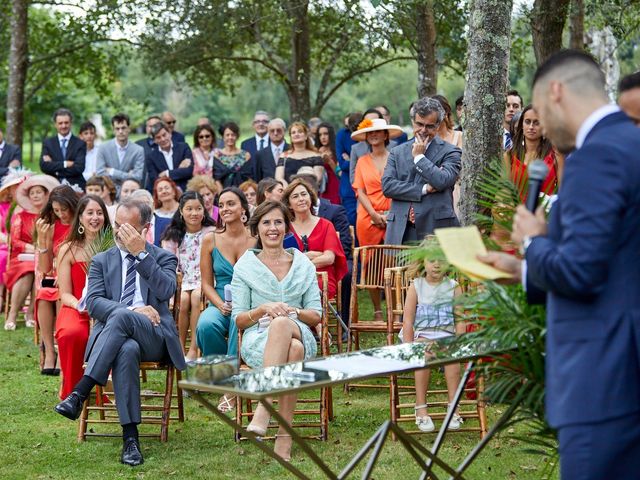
[179,338,511,480]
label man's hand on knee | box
[133,306,161,326]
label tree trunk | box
[458,0,513,226]
[415,0,437,97]
[6,0,29,147]
[530,0,571,66]
[287,0,311,121]
[569,0,585,50]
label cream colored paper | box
[434,226,514,280]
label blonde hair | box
[186,175,218,195]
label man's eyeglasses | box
[414,121,438,131]
[253,119,269,124]
[301,235,309,252]
[166,120,176,125]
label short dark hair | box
[363,108,384,119]
[193,124,216,148]
[86,175,117,202]
[376,105,390,116]
[619,71,640,93]
[411,97,445,123]
[281,178,319,217]
[455,96,464,108]
[146,114,162,124]
[347,112,363,132]
[533,49,602,88]
[79,121,96,134]
[117,197,153,226]
[111,113,130,126]
[506,89,523,107]
[248,200,291,249]
[53,108,73,122]
[221,121,240,137]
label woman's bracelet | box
[247,309,255,324]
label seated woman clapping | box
[232,201,322,461]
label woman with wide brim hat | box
[0,169,35,313]
[350,118,403,321]
[3,174,59,331]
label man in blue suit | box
[240,110,270,160]
[0,126,22,179]
[145,122,193,191]
[482,50,640,479]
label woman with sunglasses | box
[192,125,224,192]
[282,178,347,300]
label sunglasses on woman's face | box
[198,134,212,139]
[301,235,309,252]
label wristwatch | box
[136,251,149,261]
[295,308,301,316]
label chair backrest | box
[384,266,416,320]
[353,245,411,290]
[172,272,183,325]
[315,271,330,356]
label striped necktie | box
[120,254,138,306]
[60,138,68,159]
[504,132,512,151]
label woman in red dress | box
[55,195,111,399]
[4,174,59,331]
[282,178,347,299]
[34,185,79,374]
[506,104,558,198]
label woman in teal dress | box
[196,187,255,362]
[232,201,322,461]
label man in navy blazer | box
[40,108,86,189]
[0,126,22,179]
[240,110,270,160]
[145,122,193,191]
[252,118,288,182]
[482,50,640,479]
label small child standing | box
[402,255,463,432]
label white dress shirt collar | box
[161,143,174,170]
[576,104,620,149]
[255,134,269,150]
[57,133,72,143]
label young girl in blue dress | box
[402,252,464,432]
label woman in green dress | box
[232,200,322,461]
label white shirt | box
[412,140,433,195]
[270,141,284,164]
[119,249,145,308]
[255,134,269,151]
[0,141,5,155]
[575,104,620,149]
[117,141,129,166]
[161,144,174,170]
[83,147,98,180]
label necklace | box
[261,248,285,265]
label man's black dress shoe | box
[121,437,144,466]
[54,392,83,420]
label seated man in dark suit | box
[252,118,288,182]
[55,198,186,466]
[294,173,353,334]
[145,122,193,191]
[0,126,22,180]
[40,108,87,190]
[240,110,270,160]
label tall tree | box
[458,0,513,225]
[569,0,585,50]
[6,0,29,146]
[530,0,571,65]
[141,0,412,120]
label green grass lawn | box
[0,301,557,480]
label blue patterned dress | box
[231,248,322,368]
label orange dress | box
[3,210,38,290]
[55,261,90,399]
[353,154,391,247]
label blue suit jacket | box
[40,135,87,189]
[525,111,640,428]
[317,199,352,260]
[145,142,193,191]
[240,136,269,160]
[0,143,22,178]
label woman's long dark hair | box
[257,178,283,205]
[317,122,337,155]
[214,186,250,232]
[58,195,112,262]
[510,104,553,162]
[39,185,80,223]
[161,190,216,246]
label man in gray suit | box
[55,198,186,466]
[382,97,462,245]
[96,113,145,187]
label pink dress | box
[0,201,10,282]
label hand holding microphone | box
[219,284,233,316]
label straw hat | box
[0,167,34,194]
[15,174,60,213]
[350,118,404,142]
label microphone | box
[526,160,549,212]
[224,284,232,304]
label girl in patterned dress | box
[401,253,464,433]
[161,191,216,361]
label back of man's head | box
[619,72,640,94]
[533,49,607,100]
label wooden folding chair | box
[235,271,332,442]
[78,274,185,442]
[385,266,488,439]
